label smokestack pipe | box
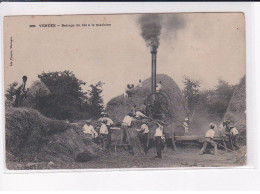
[151,50,157,93]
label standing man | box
[137,119,149,154]
[156,81,162,92]
[183,117,189,134]
[99,120,109,150]
[154,121,164,159]
[199,123,218,155]
[99,112,114,144]
[83,120,98,143]
[121,113,134,155]
[124,84,130,98]
[137,79,142,88]
[229,122,240,150]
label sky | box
[4,13,245,104]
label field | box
[6,144,244,170]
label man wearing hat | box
[99,120,109,149]
[83,120,98,141]
[228,121,240,150]
[121,113,134,155]
[99,112,114,145]
[199,123,218,155]
[154,121,165,159]
[136,119,150,154]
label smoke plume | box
[138,14,162,52]
[138,14,186,52]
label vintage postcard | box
[4,13,246,170]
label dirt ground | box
[6,144,245,170]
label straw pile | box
[224,76,246,140]
[5,107,103,166]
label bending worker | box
[83,120,98,143]
[199,123,218,155]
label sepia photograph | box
[4,13,246,170]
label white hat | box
[185,117,189,121]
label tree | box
[38,70,88,120]
[88,81,104,118]
[198,79,236,118]
[182,76,200,113]
[209,79,235,117]
[5,82,18,102]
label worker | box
[131,104,137,117]
[154,121,165,159]
[136,119,149,154]
[83,120,98,142]
[14,75,28,107]
[121,113,134,155]
[135,109,148,119]
[140,104,147,114]
[137,79,142,88]
[229,122,240,150]
[156,81,162,92]
[199,123,218,155]
[99,120,109,149]
[99,112,114,144]
[124,85,129,98]
[183,117,189,134]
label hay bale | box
[224,76,246,139]
[5,107,103,165]
[106,74,189,134]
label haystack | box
[106,74,189,135]
[224,75,246,140]
[5,107,103,166]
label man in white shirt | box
[121,113,134,155]
[156,81,162,92]
[99,120,109,149]
[83,120,98,140]
[183,117,189,134]
[229,122,240,150]
[99,112,114,144]
[135,110,148,119]
[199,123,218,155]
[124,85,130,98]
[137,120,150,154]
[154,121,164,159]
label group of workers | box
[83,77,240,159]
[199,120,240,155]
[82,103,168,159]
[124,79,162,98]
[83,110,240,159]
[82,112,113,149]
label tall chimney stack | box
[151,50,157,93]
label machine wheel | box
[145,92,171,122]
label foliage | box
[182,76,200,113]
[37,70,89,120]
[88,81,104,118]
[5,82,18,103]
[198,79,236,118]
